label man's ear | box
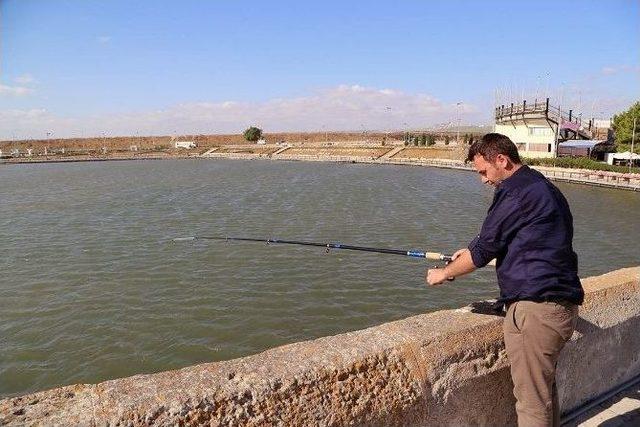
[498,154,514,170]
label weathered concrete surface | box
[563,376,640,426]
[1,266,638,426]
[559,267,640,412]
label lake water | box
[1,158,638,398]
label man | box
[426,133,583,427]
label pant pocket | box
[512,301,524,332]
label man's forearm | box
[443,249,477,278]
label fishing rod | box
[172,235,496,266]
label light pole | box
[553,83,565,162]
[456,102,462,144]
[630,117,637,173]
[385,106,392,144]
[46,131,52,156]
[402,122,409,146]
[361,124,367,143]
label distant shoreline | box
[2,146,639,192]
[0,153,196,165]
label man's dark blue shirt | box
[468,165,584,305]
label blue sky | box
[1,0,638,139]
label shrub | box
[243,126,262,142]
[523,156,638,173]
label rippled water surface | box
[1,159,638,397]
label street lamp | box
[46,131,53,156]
[631,117,637,173]
[360,124,367,143]
[385,106,392,144]
[456,102,462,144]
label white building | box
[494,99,597,159]
[174,141,197,149]
[605,151,640,166]
[593,119,612,129]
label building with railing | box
[494,98,598,158]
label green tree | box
[243,126,263,142]
[413,135,419,146]
[612,101,640,148]
[427,134,436,146]
[419,133,427,146]
[444,135,451,145]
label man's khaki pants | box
[503,300,579,427]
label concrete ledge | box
[1,267,638,426]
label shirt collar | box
[497,165,528,191]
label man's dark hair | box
[466,133,521,164]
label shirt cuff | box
[468,235,492,268]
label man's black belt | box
[514,296,577,305]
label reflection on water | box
[0,159,638,397]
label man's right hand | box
[426,267,450,286]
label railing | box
[536,166,640,191]
[495,99,594,137]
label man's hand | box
[450,248,467,261]
[425,248,470,286]
[426,267,450,286]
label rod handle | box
[424,252,444,261]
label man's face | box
[472,154,506,187]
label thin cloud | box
[14,74,36,85]
[600,65,640,76]
[0,84,33,96]
[0,84,480,140]
[97,36,112,44]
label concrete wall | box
[1,267,638,426]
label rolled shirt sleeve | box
[468,191,523,268]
